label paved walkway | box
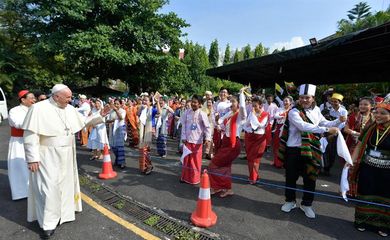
[79,135,376,240]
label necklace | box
[55,108,71,136]
[374,124,390,150]
[360,113,370,130]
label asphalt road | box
[0,120,151,240]
[78,133,380,239]
[0,118,382,240]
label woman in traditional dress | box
[87,99,109,160]
[138,96,160,174]
[174,98,187,153]
[208,88,247,197]
[203,98,215,160]
[126,100,139,148]
[156,96,173,158]
[107,99,127,168]
[243,96,268,184]
[344,97,374,197]
[350,97,390,237]
[272,96,293,168]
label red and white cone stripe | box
[198,188,211,200]
[103,154,111,163]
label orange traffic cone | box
[190,170,217,228]
[98,144,117,179]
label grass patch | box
[113,199,126,210]
[158,223,176,234]
[144,215,160,227]
[176,230,200,240]
[79,176,90,186]
[90,183,103,192]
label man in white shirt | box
[7,90,36,200]
[23,84,104,238]
[280,84,346,219]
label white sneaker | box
[300,205,316,218]
[281,202,297,213]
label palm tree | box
[347,2,371,22]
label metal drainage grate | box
[79,173,221,240]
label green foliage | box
[78,176,90,186]
[317,82,390,106]
[113,199,126,210]
[253,43,264,58]
[347,2,371,21]
[208,39,219,68]
[223,43,231,65]
[1,0,189,95]
[182,41,210,93]
[144,215,160,227]
[233,48,242,63]
[90,183,103,192]
[337,2,390,36]
[242,44,253,60]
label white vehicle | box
[0,87,8,123]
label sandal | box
[356,227,366,232]
[89,156,97,161]
[219,190,234,198]
[210,189,222,195]
[378,231,388,237]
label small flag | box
[284,81,296,95]
[275,83,284,96]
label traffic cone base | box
[99,165,117,179]
[191,208,217,227]
[190,170,217,228]
[98,145,117,180]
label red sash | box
[224,112,239,147]
[11,127,24,137]
[257,111,269,124]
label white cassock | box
[22,97,103,230]
[7,104,30,200]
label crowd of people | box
[6,83,390,238]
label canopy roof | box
[206,22,390,88]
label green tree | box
[233,48,242,63]
[3,0,189,93]
[208,39,219,68]
[223,44,231,65]
[183,41,210,93]
[347,2,371,22]
[242,44,253,60]
[253,43,264,58]
[336,2,390,36]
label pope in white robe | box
[7,90,36,200]
[22,84,103,233]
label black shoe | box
[120,163,126,169]
[41,229,55,239]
